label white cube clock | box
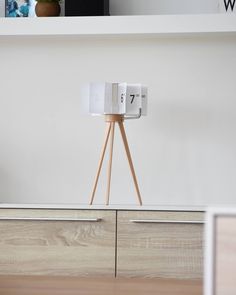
[89,82,148,116]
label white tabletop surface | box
[0,203,205,211]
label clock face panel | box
[125,83,142,115]
[89,82,147,116]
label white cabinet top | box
[0,14,236,37]
[0,203,205,211]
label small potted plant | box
[35,0,61,17]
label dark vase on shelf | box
[35,1,61,17]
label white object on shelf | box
[89,82,147,116]
[0,14,236,37]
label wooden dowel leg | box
[89,123,112,205]
[105,122,115,205]
[118,122,143,206]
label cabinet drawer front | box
[117,211,204,279]
[0,209,116,277]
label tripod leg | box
[89,123,112,205]
[118,122,143,205]
[105,122,115,205]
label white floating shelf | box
[0,14,236,37]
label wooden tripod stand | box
[89,114,143,206]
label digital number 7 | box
[130,94,135,104]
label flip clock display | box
[89,82,148,116]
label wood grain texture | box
[89,123,111,205]
[215,216,236,295]
[118,122,142,205]
[117,211,204,279]
[0,275,203,295]
[0,209,116,276]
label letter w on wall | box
[219,0,236,12]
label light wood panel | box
[0,209,116,276]
[0,275,203,295]
[117,211,204,279]
[215,216,236,295]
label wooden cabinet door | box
[117,210,204,279]
[0,209,116,277]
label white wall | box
[0,35,236,206]
[110,0,219,15]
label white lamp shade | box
[89,82,147,116]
